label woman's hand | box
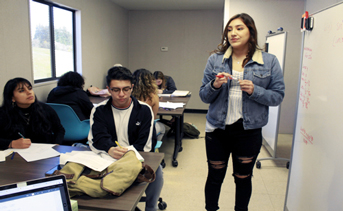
[108,146,128,159]
[213,72,232,88]
[10,138,31,149]
[239,80,254,95]
[157,89,163,94]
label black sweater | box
[47,86,93,121]
[0,102,65,150]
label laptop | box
[0,175,72,211]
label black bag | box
[183,122,200,139]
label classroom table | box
[0,145,164,211]
[158,95,190,167]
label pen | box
[216,74,239,82]
[11,152,15,160]
[115,141,123,149]
[18,132,25,138]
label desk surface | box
[89,95,191,116]
[0,145,164,211]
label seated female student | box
[132,69,165,143]
[0,78,65,150]
[47,71,93,121]
[153,71,177,94]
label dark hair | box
[1,78,52,136]
[153,71,166,89]
[212,13,260,67]
[132,69,158,102]
[58,71,85,88]
[106,66,133,86]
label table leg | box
[172,115,184,167]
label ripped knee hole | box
[234,173,250,179]
[209,160,226,169]
[238,156,254,164]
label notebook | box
[0,175,72,211]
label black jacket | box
[0,102,65,150]
[88,96,157,153]
[47,86,93,121]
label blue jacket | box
[199,47,285,130]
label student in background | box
[132,68,165,144]
[0,78,65,150]
[199,13,285,211]
[47,71,93,121]
[153,71,177,94]
[88,66,163,211]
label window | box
[30,0,76,83]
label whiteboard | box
[285,2,343,211]
[262,32,287,154]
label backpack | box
[183,122,200,139]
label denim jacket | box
[199,47,285,130]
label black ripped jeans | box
[204,119,262,211]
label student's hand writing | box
[108,146,128,159]
[239,79,254,95]
[11,138,31,149]
[157,89,163,94]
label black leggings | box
[204,120,262,211]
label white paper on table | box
[158,94,171,97]
[10,143,60,162]
[60,146,144,172]
[171,90,190,96]
[159,101,185,109]
[61,151,113,172]
[0,150,14,162]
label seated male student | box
[88,66,163,211]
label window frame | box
[31,0,77,83]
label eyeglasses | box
[110,87,132,94]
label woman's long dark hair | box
[212,13,260,67]
[153,71,166,90]
[1,78,52,136]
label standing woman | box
[153,71,177,94]
[132,69,165,143]
[199,13,285,211]
[0,78,65,150]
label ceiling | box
[110,0,224,10]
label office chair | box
[46,103,90,142]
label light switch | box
[161,47,168,52]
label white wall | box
[0,0,128,102]
[224,0,305,134]
[305,0,342,13]
[128,10,223,110]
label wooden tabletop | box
[0,145,164,211]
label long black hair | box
[1,78,52,136]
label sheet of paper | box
[159,101,185,109]
[158,94,172,97]
[171,90,190,96]
[10,144,60,162]
[61,151,113,172]
[60,146,144,172]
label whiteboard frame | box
[284,2,343,210]
[257,31,289,166]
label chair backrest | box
[46,103,90,141]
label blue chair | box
[46,103,90,142]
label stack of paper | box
[159,101,185,109]
[171,90,190,97]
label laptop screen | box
[0,175,71,211]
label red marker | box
[216,75,225,78]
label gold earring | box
[12,101,15,107]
